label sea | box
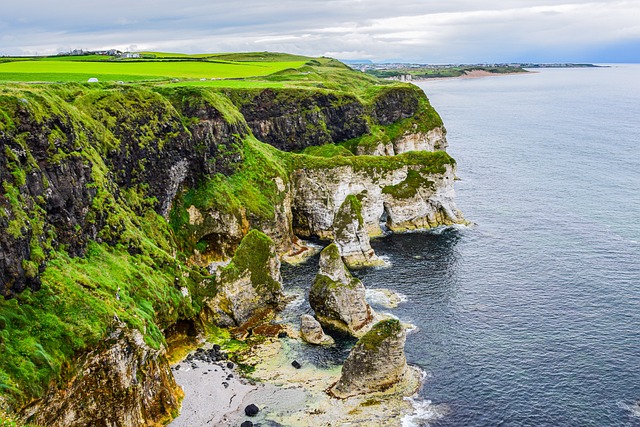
[281,64,640,426]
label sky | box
[1,0,639,63]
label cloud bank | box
[2,0,639,62]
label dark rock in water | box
[245,403,260,416]
[241,421,254,427]
[222,382,229,388]
[278,331,288,338]
[291,360,302,369]
[213,344,221,351]
[227,361,235,369]
[175,365,181,370]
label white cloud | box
[1,0,639,62]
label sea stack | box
[308,243,374,337]
[330,319,408,398]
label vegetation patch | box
[382,169,436,199]
[358,319,402,351]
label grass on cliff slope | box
[0,216,207,406]
[170,135,290,251]
[0,62,449,414]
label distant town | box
[345,61,598,80]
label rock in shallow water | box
[245,403,260,416]
[309,243,374,337]
[300,314,335,345]
[330,319,408,398]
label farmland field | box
[0,54,308,83]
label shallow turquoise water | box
[283,65,640,426]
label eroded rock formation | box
[309,244,374,337]
[22,323,182,427]
[202,230,284,327]
[292,155,464,240]
[329,319,408,398]
[333,194,384,268]
[300,314,335,345]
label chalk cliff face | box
[22,324,182,427]
[354,127,447,156]
[292,155,464,241]
[202,230,284,328]
[332,194,384,268]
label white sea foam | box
[366,288,407,308]
[376,255,393,268]
[401,396,448,427]
[617,400,640,418]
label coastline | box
[170,285,429,427]
[413,69,535,81]
[170,337,426,426]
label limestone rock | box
[309,244,374,337]
[393,127,448,154]
[203,230,284,327]
[22,324,182,426]
[355,127,448,156]
[292,156,465,241]
[300,314,335,345]
[330,319,408,398]
[333,194,384,268]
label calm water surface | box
[283,65,640,426]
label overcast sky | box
[2,0,639,62]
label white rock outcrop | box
[333,194,384,268]
[292,158,464,240]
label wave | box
[366,288,407,308]
[617,400,640,418]
[401,396,449,427]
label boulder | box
[333,194,384,268]
[330,319,408,398]
[300,314,335,345]
[309,244,374,337]
[245,403,260,416]
[202,230,284,327]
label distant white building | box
[88,77,99,83]
[122,52,140,59]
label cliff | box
[0,56,463,424]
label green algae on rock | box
[202,230,284,328]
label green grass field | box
[0,53,308,83]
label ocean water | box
[282,65,640,426]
